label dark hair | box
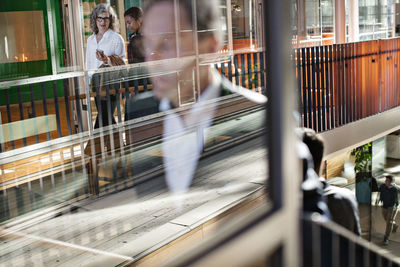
[143,0,222,42]
[90,4,119,34]
[301,128,324,175]
[124,6,143,20]
[386,175,394,183]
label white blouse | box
[85,29,126,71]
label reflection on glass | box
[140,0,266,194]
[291,0,334,48]
[359,0,395,41]
[0,0,269,265]
[370,134,400,253]
[231,0,259,51]
[0,11,48,63]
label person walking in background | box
[86,4,125,71]
[86,4,126,128]
[124,7,144,64]
[379,175,399,245]
[123,7,146,126]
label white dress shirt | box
[160,69,221,194]
[85,29,126,71]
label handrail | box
[0,54,246,89]
[0,71,85,89]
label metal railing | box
[303,214,400,267]
[215,50,265,93]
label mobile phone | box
[96,49,105,57]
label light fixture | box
[232,4,241,13]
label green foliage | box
[350,143,372,174]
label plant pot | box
[355,172,372,204]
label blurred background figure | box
[124,7,144,64]
[86,4,126,129]
[301,127,361,235]
[123,6,148,126]
[378,174,399,245]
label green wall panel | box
[0,0,52,81]
[0,0,65,104]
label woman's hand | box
[96,50,108,64]
[109,55,125,66]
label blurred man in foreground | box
[127,0,267,194]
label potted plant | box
[350,143,372,204]
[351,143,372,182]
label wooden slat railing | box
[294,38,400,132]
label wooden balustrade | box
[294,38,400,132]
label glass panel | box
[306,0,321,37]
[0,11,48,64]
[371,133,400,252]
[1,0,270,265]
[0,229,134,266]
[231,0,259,51]
[321,0,334,44]
[359,0,396,41]
[0,0,84,80]
[291,0,334,48]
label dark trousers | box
[94,97,117,129]
[382,206,398,238]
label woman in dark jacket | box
[124,7,144,64]
[124,7,151,124]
